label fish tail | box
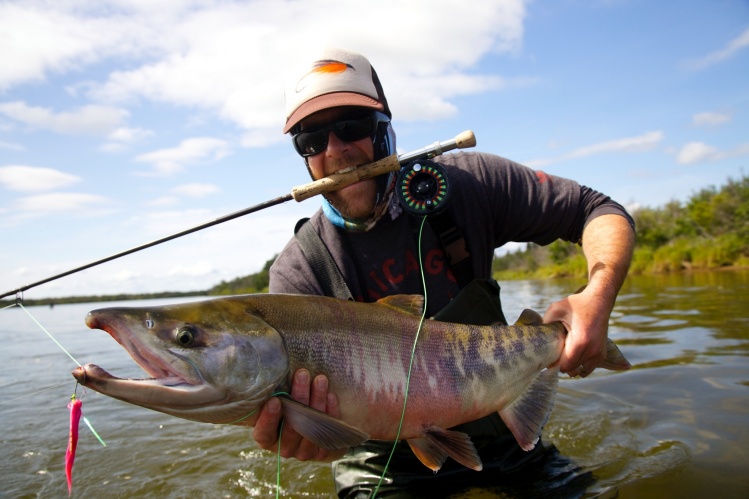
[498,367,559,451]
[598,338,631,371]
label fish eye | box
[175,325,197,346]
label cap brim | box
[283,92,385,133]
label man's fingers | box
[291,369,311,404]
[310,374,329,410]
[253,397,282,450]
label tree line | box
[492,174,749,279]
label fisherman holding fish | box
[250,48,636,497]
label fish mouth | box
[71,362,228,418]
[83,311,201,386]
[74,311,223,411]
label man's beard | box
[313,151,377,221]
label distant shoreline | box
[5,265,747,308]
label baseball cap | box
[283,48,391,133]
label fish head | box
[73,297,289,425]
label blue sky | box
[1,0,747,298]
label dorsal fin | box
[514,309,544,326]
[376,295,425,316]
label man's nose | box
[325,131,350,156]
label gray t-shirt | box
[270,151,632,315]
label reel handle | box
[291,130,476,202]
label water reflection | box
[537,270,749,499]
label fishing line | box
[3,302,106,447]
[276,419,285,499]
[372,215,430,497]
[1,381,70,404]
[16,302,81,367]
[0,131,475,302]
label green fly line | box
[5,301,106,447]
[267,217,430,498]
[372,215,430,497]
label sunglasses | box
[292,112,387,157]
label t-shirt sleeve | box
[447,152,633,248]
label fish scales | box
[249,295,566,438]
[74,293,630,471]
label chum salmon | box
[73,293,630,471]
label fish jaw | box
[72,363,234,418]
[75,301,289,425]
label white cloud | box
[0,165,80,192]
[143,183,220,208]
[100,127,155,153]
[0,0,528,144]
[14,192,112,214]
[134,137,231,176]
[0,101,128,135]
[692,111,731,127]
[676,142,718,164]
[0,141,25,152]
[687,26,749,69]
[146,196,179,207]
[108,127,154,143]
[526,131,664,168]
[166,262,215,277]
[170,183,220,198]
[676,141,749,165]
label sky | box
[0,0,747,299]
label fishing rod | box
[1,130,477,300]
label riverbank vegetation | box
[493,174,749,280]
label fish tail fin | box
[408,427,483,472]
[498,366,559,451]
[598,338,631,371]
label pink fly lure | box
[66,396,82,496]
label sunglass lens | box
[335,115,374,142]
[293,113,376,157]
[295,130,328,156]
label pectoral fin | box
[408,426,483,472]
[498,367,559,451]
[278,397,369,450]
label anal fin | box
[408,426,482,472]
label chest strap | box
[424,211,474,289]
[294,218,354,301]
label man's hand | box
[545,213,635,378]
[544,287,612,377]
[252,368,346,462]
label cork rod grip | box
[290,130,476,202]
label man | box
[253,48,635,497]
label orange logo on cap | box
[296,59,355,93]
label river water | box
[1,270,748,498]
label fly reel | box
[396,159,450,216]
